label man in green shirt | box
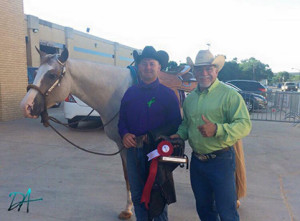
[171,50,251,221]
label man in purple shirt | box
[118,46,182,220]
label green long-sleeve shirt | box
[177,79,252,154]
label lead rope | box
[48,109,119,131]
[49,109,96,130]
[49,123,124,156]
[41,110,125,156]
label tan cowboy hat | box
[187,50,225,72]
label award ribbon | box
[141,141,174,209]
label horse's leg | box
[118,148,133,220]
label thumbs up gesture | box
[197,115,217,137]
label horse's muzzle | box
[31,94,45,117]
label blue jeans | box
[190,147,239,221]
[127,147,168,221]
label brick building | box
[0,0,27,121]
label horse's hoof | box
[118,211,132,220]
[237,200,241,209]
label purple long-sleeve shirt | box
[118,78,182,138]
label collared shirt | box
[177,79,252,154]
[118,78,182,138]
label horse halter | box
[27,58,66,96]
[27,58,66,126]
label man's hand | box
[122,133,137,148]
[198,115,217,137]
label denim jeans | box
[127,147,168,221]
[190,147,239,221]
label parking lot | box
[0,106,299,221]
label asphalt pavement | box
[0,106,299,221]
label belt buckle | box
[199,154,208,161]
[135,136,144,148]
[210,154,216,159]
[195,153,217,161]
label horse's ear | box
[35,46,47,58]
[58,48,69,63]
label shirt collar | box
[196,78,220,94]
[138,78,160,89]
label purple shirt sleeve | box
[118,90,130,138]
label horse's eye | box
[47,73,57,80]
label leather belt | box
[193,147,231,162]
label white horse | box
[20,48,134,219]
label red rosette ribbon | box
[141,141,174,209]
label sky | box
[23,0,300,73]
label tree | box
[218,59,241,82]
[239,58,274,81]
[276,71,290,82]
[167,61,178,71]
[218,57,274,83]
[290,74,300,81]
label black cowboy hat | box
[133,46,169,70]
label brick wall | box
[0,0,27,121]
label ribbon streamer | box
[141,141,174,209]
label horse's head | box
[20,48,70,118]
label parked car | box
[64,94,101,128]
[226,80,267,97]
[281,82,298,92]
[224,82,267,112]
